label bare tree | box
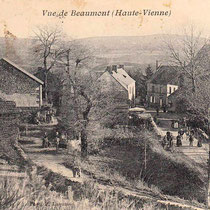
[166,25,208,92]
[58,42,96,158]
[58,42,127,158]
[33,25,64,102]
[166,26,210,208]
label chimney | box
[118,64,124,69]
[156,60,159,71]
[112,65,117,72]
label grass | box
[0,170,161,210]
[64,127,206,208]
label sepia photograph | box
[0,0,209,209]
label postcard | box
[0,0,209,209]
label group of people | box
[162,129,203,150]
[42,131,62,153]
[33,109,56,125]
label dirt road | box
[20,125,83,183]
[156,116,208,165]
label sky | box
[0,0,210,39]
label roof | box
[110,68,135,90]
[147,66,181,85]
[1,58,44,85]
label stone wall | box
[0,59,41,107]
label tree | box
[145,64,153,80]
[166,26,210,208]
[166,25,208,92]
[33,25,64,102]
[59,43,93,158]
[58,42,129,157]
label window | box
[169,87,172,94]
[153,96,155,103]
[150,96,153,103]
[152,86,155,93]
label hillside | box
[0,34,195,74]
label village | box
[0,24,209,209]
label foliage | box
[145,64,154,80]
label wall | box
[0,60,41,107]
[98,71,129,111]
[147,83,179,107]
[0,101,21,163]
[146,83,167,106]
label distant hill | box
[0,34,193,74]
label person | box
[55,132,60,153]
[197,138,202,147]
[156,105,160,116]
[42,132,48,148]
[178,128,184,141]
[176,134,182,147]
[161,137,167,149]
[167,131,173,147]
[162,104,167,113]
[162,131,173,149]
[46,111,51,124]
[189,134,194,146]
[72,153,81,178]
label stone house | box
[146,66,181,107]
[0,58,43,109]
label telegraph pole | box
[144,139,147,170]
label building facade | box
[146,66,180,107]
[0,58,43,108]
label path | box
[20,124,83,183]
[19,122,206,209]
[149,110,209,165]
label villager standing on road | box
[176,134,182,147]
[55,131,60,153]
[162,135,167,149]
[42,132,48,148]
[162,131,173,149]
[197,138,202,147]
[156,105,160,116]
[189,134,194,146]
[167,131,173,147]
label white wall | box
[167,84,178,96]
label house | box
[146,66,181,107]
[98,65,136,108]
[0,58,43,108]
